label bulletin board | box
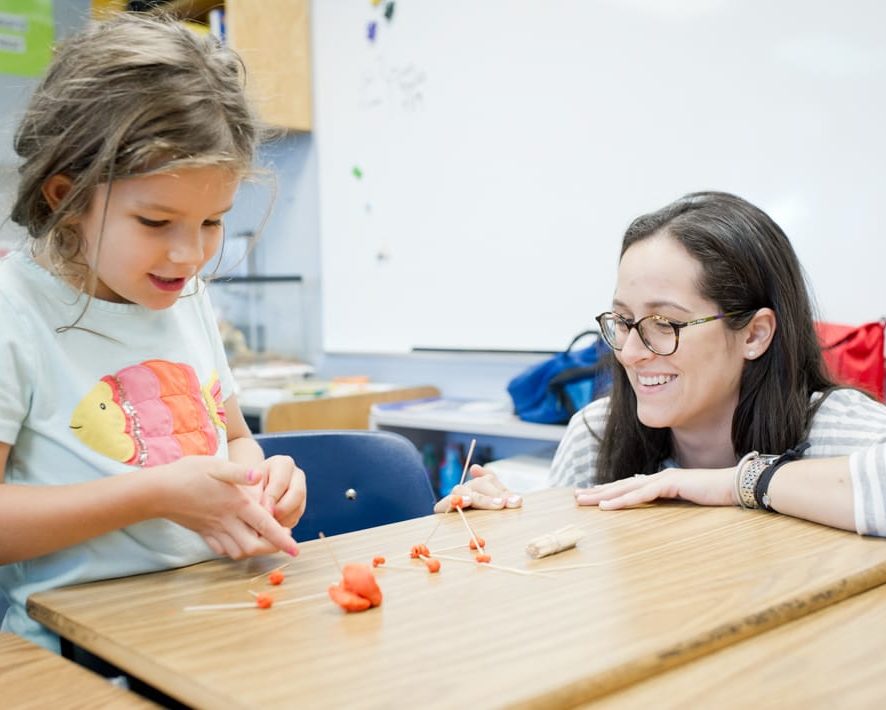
[313,0,886,354]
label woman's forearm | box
[765,457,855,532]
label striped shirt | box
[549,388,886,536]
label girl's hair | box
[597,191,835,482]
[10,13,259,272]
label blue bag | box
[507,330,612,424]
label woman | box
[441,192,886,536]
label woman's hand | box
[574,467,738,510]
[255,454,307,529]
[153,456,299,560]
[433,464,524,513]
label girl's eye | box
[203,219,223,228]
[137,216,168,228]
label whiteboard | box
[313,0,886,354]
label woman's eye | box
[203,219,223,228]
[137,216,168,228]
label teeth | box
[638,374,676,386]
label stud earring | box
[748,350,756,358]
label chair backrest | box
[254,430,436,541]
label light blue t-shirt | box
[0,251,234,651]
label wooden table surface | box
[0,631,155,709]
[27,488,886,709]
[593,580,886,709]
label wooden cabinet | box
[226,0,312,131]
[149,0,313,131]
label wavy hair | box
[10,13,261,289]
[597,191,835,481]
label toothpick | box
[458,438,477,486]
[248,561,292,584]
[422,515,444,548]
[424,437,475,550]
[376,562,428,572]
[454,505,485,553]
[318,532,342,573]
[251,589,329,605]
[184,590,329,612]
[183,601,258,612]
[429,553,547,577]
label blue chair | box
[254,430,436,541]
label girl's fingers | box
[203,534,224,556]
[262,456,301,509]
[207,460,261,486]
[270,465,307,524]
[239,502,299,557]
[213,531,243,560]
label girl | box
[444,192,886,537]
[0,14,306,651]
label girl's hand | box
[574,467,738,510]
[255,454,307,529]
[433,464,524,513]
[154,456,299,560]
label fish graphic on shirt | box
[69,360,227,467]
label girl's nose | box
[168,231,205,265]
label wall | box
[311,0,886,355]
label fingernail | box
[599,500,613,509]
[491,497,503,507]
[506,494,522,507]
[576,494,593,505]
[246,468,256,483]
[288,543,299,557]
[462,495,472,507]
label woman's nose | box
[618,327,653,364]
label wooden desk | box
[0,632,155,708]
[593,579,886,708]
[27,489,886,708]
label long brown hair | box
[597,191,835,481]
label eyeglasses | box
[595,310,755,356]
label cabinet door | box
[227,0,312,131]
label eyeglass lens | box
[600,314,676,355]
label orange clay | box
[468,537,486,551]
[328,583,372,612]
[372,556,386,567]
[410,544,431,559]
[268,570,285,585]
[450,494,463,508]
[255,593,274,609]
[341,563,383,607]
[425,558,441,573]
[474,554,492,564]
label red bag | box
[815,320,885,401]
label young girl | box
[0,14,306,652]
[445,192,886,536]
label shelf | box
[370,398,567,442]
[211,275,303,285]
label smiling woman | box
[443,192,886,538]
